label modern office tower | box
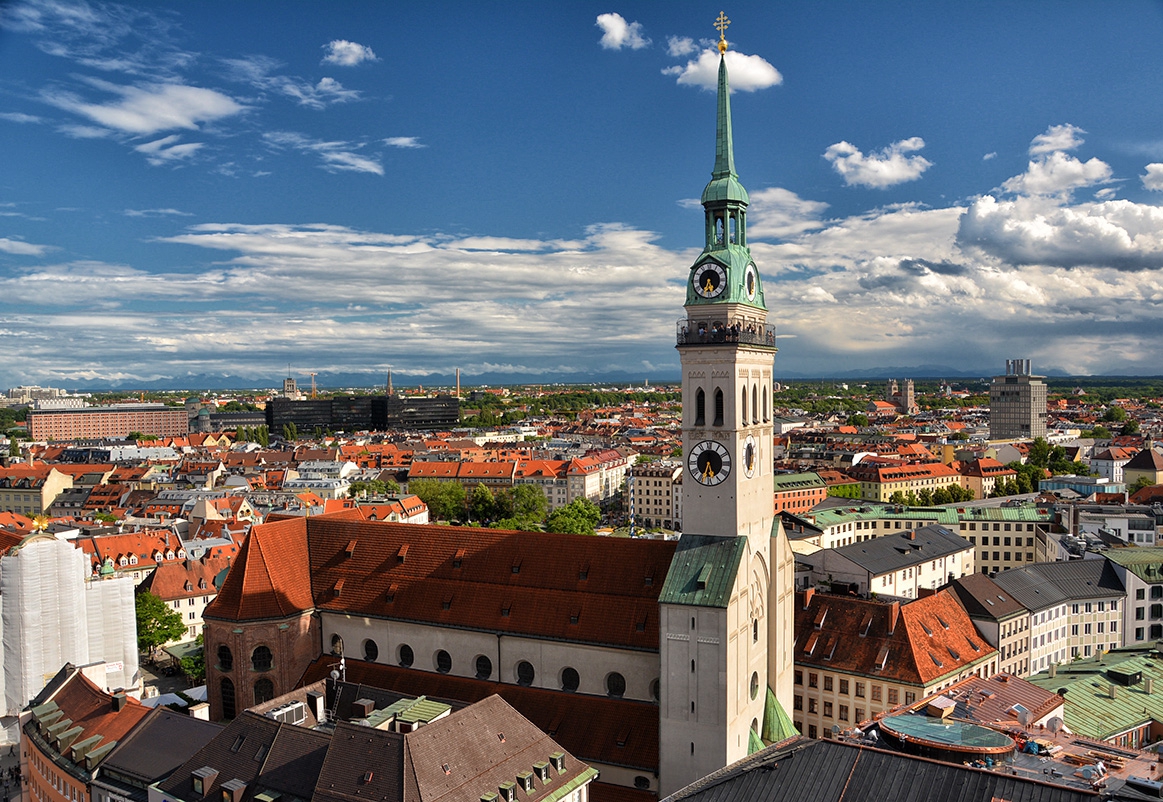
[989,358,1047,440]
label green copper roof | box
[702,55,749,206]
[762,686,799,743]
[659,534,747,608]
[1103,547,1163,584]
[747,727,765,756]
[1025,648,1163,740]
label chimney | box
[1147,678,1155,695]
[112,692,127,712]
[907,530,916,541]
[887,601,900,635]
[1109,684,1118,700]
[1049,663,1057,678]
[802,588,815,609]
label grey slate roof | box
[947,572,1028,622]
[831,524,969,576]
[992,558,1126,612]
[98,707,223,801]
[663,737,1097,802]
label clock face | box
[743,435,757,478]
[745,264,758,302]
[693,262,727,299]
[688,440,731,486]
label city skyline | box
[2,1,1163,389]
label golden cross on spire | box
[715,11,730,53]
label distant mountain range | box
[20,363,1128,394]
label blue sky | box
[2,1,1163,388]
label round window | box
[363,639,379,662]
[475,655,493,680]
[330,634,343,656]
[398,644,414,668]
[561,667,579,692]
[435,650,452,674]
[516,661,535,686]
[750,671,760,700]
[606,672,626,698]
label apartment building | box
[28,403,188,441]
[1105,548,1163,645]
[630,461,682,530]
[947,572,1032,677]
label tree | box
[180,634,206,682]
[931,486,953,505]
[469,483,497,523]
[282,422,298,442]
[545,498,601,535]
[1121,419,1140,436]
[1103,406,1128,423]
[1130,476,1156,494]
[136,591,188,655]
[348,478,399,498]
[1090,425,1111,439]
[8,437,18,458]
[498,484,548,522]
[409,479,467,522]
[1026,437,1051,469]
[847,413,869,427]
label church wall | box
[319,611,661,703]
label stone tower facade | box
[658,22,795,796]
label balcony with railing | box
[676,319,777,349]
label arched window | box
[606,672,626,698]
[221,677,236,719]
[695,388,706,426]
[561,667,580,692]
[254,677,274,706]
[435,650,452,674]
[363,639,378,662]
[713,388,724,427]
[398,644,414,668]
[330,634,344,656]
[752,385,759,424]
[750,672,760,700]
[475,655,493,680]
[251,645,272,672]
[763,386,769,422]
[741,387,747,424]
[516,661,535,686]
[217,644,233,672]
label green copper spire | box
[701,16,749,207]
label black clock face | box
[745,265,757,301]
[743,435,757,478]
[688,440,731,486]
[693,262,727,299]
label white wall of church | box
[320,611,661,703]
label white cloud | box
[957,195,1163,270]
[134,134,202,166]
[264,131,383,175]
[1143,163,1163,191]
[0,112,43,124]
[663,48,781,92]
[123,208,192,217]
[983,152,997,161]
[1001,150,1112,196]
[44,81,245,135]
[667,36,696,57]
[746,188,829,239]
[384,137,425,149]
[322,39,378,66]
[1029,123,1086,156]
[224,56,360,109]
[0,237,48,256]
[596,13,649,50]
[823,137,932,188]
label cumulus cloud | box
[746,188,829,239]
[322,39,378,66]
[663,48,781,92]
[667,36,696,57]
[823,137,932,188]
[957,195,1163,271]
[596,13,650,50]
[1143,164,1163,191]
[43,80,245,135]
[1029,123,1085,155]
[264,131,383,174]
[384,137,424,148]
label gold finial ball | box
[718,37,728,54]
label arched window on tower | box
[729,213,737,244]
[763,386,769,422]
[715,216,725,246]
[752,385,759,424]
[695,388,706,426]
[713,388,724,427]
[221,677,236,720]
[741,386,748,424]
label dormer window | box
[118,556,128,566]
[128,555,138,565]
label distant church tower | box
[658,14,795,795]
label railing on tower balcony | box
[676,319,777,349]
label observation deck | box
[676,319,776,350]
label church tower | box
[658,13,795,795]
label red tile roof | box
[307,519,675,650]
[44,670,151,756]
[204,517,317,622]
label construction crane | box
[301,372,318,399]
